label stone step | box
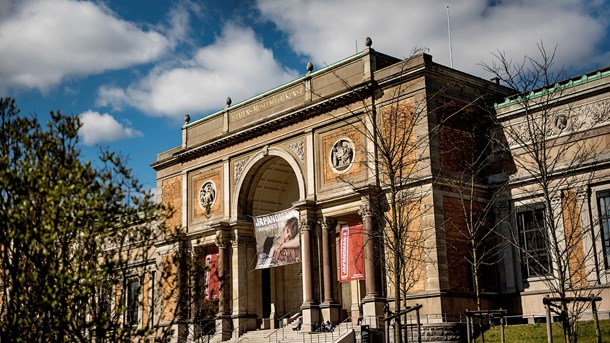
[232,323,354,343]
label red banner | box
[338,223,365,282]
[204,253,219,301]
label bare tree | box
[482,44,607,343]
[317,46,504,342]
[371,77,432,343]
[307,50,435,343]
[443,114,509,312]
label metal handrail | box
[266,308,301,342]
[330,316,355,341]
[235,322,249,341]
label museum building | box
[149,38,610,340]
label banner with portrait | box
[338,223,365,282]
[204,252,219,301]
[254,209,300,269]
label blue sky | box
[2,0,609,192]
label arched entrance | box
[235,151,305,327]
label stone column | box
[230,226,257,338]
[214,225,231,340]
[320,217,340,323]
[359,201,385,329]
[296,204,320,332]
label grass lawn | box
[473,320,610,343]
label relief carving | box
[329,137,355,174]
[506,99,610,147]
[234,158,248,185]
[287,140,305,162]
[198,180,216,214]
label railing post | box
[544,300,553,343]
[416,306,421,343]
[466,310,471,343]
[592,299,601,343]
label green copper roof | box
[494,67,610,110]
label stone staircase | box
[229,322,356,343]
[206,321,466,343]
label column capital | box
[212,222,231,249]
[232,232,256,248]
[319,217,337,231]
[359,203,374,218]
[300,216,317,232]
[215,232,230,249]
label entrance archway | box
[234,150,305,325]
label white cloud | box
[0,0,169,92]
[255,0,609,77]
[78,110,143,146]
[97,23,298,118]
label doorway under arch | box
[236,155,304,323]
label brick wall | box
[142,272,149,327]
[443,196,472,292]
[162,175,182,231]
[435,97,488,175]
[562,189,587,287]
[161,253,178,323]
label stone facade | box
[133,41,610,341]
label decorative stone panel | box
[319,124,366,188]
[162,175,182,232]
[191,168,223,222]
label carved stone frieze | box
[506,99,610,146]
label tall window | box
[597,191,610,268]
[126,278,140,326]
[517,206,550,278]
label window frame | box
[125,277,141,327]
[516,204,551,278]
[596,190,610,269]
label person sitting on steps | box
[292,317,302,331]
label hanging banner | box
[254,209,300,269]
[204,253,219,301]
[338,223,365,282]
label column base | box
[215,314,232,341]
[231,314,257,339]
[300,302,321,333]
[320,301,341,324]
[351,301,362,322]
[362,295,386,329]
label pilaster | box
[359,199,385,330]
[230,225,257,337]
[294,202,320,332]
[320,217,340,323]
[213,223,232,340]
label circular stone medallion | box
[198,181,217,211]
[329,137,355,174]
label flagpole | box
[447,5,454,68]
